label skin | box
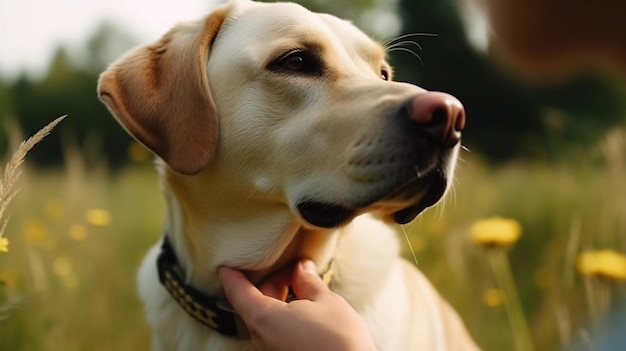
[219,259,378,351]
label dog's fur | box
[98,1,479,350]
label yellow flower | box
[470,217,522,248]
[23,219,48,245]
[0,269,17,295]
[69,224,87,241]
[128,141,151,162]
[22,219,57,251]
[0,237,8,252]
[577,250,626,281]
[85,209,111,227]
[52,257,79,290]
[482,288,504,307]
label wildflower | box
[577,250,626,281]
[0,237,8,252]
[470,217,522,248]
[482,288,504,307]
[85,209,111,227]
[472,217,534,351]
[23,219,48,245]
[0,269,16,295]
[128,141,151,162]
[69,224,87,241]
[52,256,79,290]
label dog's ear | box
[98,4,231,175]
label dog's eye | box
[381,69,390,81]
[284,54,306,71]
[269,50,323,75]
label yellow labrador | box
[98,1,479,350]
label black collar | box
[156,236,250,338]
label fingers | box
[219,258,331,314]
[291,259,327,301]
[218,266,278,319]
[257,265,292,300]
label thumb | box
[291,259,328,301]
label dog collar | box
[157,236,250,338]
[156,235,334,339]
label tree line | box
[1,0,624,167]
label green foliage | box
[0,80,10,150]
[1,26,135,168]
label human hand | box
[218,259,377,351]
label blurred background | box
[0,0,625,350]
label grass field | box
[1,130,626,350]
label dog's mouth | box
[296,167,448,228]
[296,202,355,229]
[389,168,447,224]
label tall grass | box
[0,116,66,243]
[403,131,626,350]
[1,124,625,350]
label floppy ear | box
[98,4,231,175]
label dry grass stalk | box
[0,115,66,243]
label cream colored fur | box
[98,1,480,350]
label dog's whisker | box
[383,32,438,47]
[457,156,469,166]
[387,40,423,52]
[448,179,458,210]
[387,47,425,66]
[400,225,419,266]
[434,196,446,220]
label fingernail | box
[301,259,317,276]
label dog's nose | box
[405,92,466,146]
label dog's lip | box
[296,201,356,228]
[391,168,447,224]
[295,168,447,228]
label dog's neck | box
[160,166,341,296]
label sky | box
[0,0,219,79]
[0,0,487,80]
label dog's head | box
[98,0,465,230]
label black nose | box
[404,92,466,147]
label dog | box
[98,1,479,350]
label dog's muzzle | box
[296,167,447,228]
[297,92,465,228]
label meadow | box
[1,127,625,351]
